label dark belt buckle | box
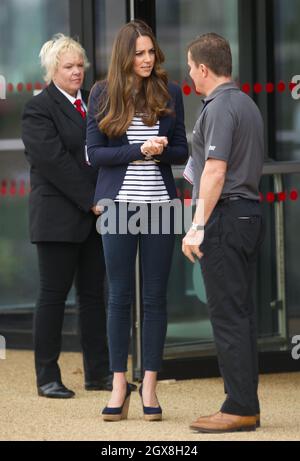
[220,196,241,203]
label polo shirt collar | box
[203,81,239,103]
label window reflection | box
[274,0,300,160]
[156,0,239,349]
[0,0,69,139]
[156,0,239,138]
[94,0,127,80]
[0,0,69,310]
[274,1,300,339]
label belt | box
[218,196,259,204]
[218,196,243,203]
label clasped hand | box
[141,136,168,156]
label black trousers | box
[200,199,265,416]
[34,226,109,386]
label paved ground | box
[0,350,300,441]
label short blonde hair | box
[39,33,90,84]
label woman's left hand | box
[150,136,168,155]
[142,137,168,157]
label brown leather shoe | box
[190,411,256,433]
[192,411,260,426]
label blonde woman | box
[87,20,188,421]
[21,34,116,398]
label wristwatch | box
[191,222,204,231]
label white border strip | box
[130,0,135,20]
[0,139,24,151]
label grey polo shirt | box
[191,82,264,204]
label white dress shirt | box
[54,84,87,111]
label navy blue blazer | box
[87,81,188,203]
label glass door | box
[155,0,239,358]
[94,0,128,80]
[274,0,300,340]
[0,0,70,314]
[0,0,81,348]
[132,0,287,380]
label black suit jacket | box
[22,82,97,243]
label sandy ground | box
[0,350,299,441]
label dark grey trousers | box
[200,198,265,416]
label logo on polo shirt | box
[209,145,216,151]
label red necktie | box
[74,99,86,119]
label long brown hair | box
[98,20,171,138]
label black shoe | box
[85,375,137,392]
[37,381,75,399]
[102,383,132,421]
[139,384,162,421]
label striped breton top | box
[115,115,170,203]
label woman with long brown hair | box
[87,20,188,421]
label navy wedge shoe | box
[102,383,131,421]
[139,384,162,421]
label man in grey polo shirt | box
[182,33,265,433]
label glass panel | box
[0,0,69,311]
[166,178,213,349]
[165,174,281,354]
[156,0,239,352]
[257,176,280,341]
[274,1,300,342]
[0,0,70,139]
[156,0,239,139]
[282,174,300,340]
[94,0,127,80]
[274,0,300,161]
